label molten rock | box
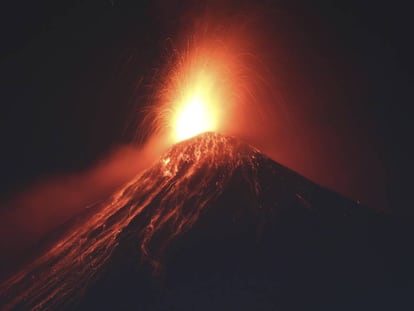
[1,133,405,310]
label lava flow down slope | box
[0,132,402,310]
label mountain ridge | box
[1,132,399,310]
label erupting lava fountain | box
[0,29,398,311]
[151,29,254,146]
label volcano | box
[0,133,410,310]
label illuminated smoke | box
[0,134,168,266]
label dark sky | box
[0,0,411,216]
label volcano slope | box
[0,133,410,310]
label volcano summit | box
[0,133,405,310]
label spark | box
[173,72,220,141]
[153,31,247,144]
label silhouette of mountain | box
[1,133,411,310]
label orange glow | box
[172,70,221,141]
[154,28,251,144]
[151,22,275,146]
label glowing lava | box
[0,132,374,310]
[154,31,249,144]
[172,70,220,141]
[0,133,263,310]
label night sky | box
[0,0,411,219]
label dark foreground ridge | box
[1,133,411,310]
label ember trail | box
[0,132,390,310]
[0,133,264,309]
